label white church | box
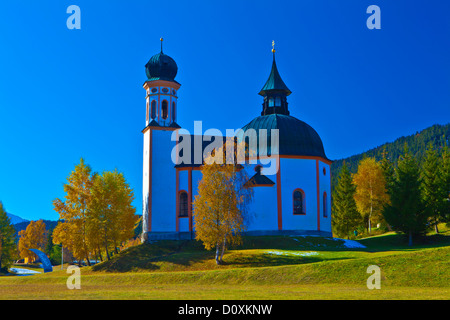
[140,42,332,241]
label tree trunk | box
[104,227,110,260]
[105,238,110,260]
[434,221,439,234]
[215,243,221,265]
[0,238,3,270]
[105,245,110,260]
[219,236,227,264]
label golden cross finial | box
[272,40,275,53]
[160,37,163,52]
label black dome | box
[240,114,328,159]
[145,52,178,81]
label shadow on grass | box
[92,236,358,273]
[92,240,214,273]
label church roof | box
[240,114,329,160]
[245,170,275,187]
[259,53,291,96]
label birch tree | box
[53,158,93,266]
[353,158,390,233]
[193,144,253,265]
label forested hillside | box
[331,123,450,188]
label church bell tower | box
[141,39,181,242]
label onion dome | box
[145,39,178,81]
[145,52,178,81]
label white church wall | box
[150,129,177,232]
[280,158,318,231]
[246,184,278,231]
[242,163,278,231]
[179,216,189,232]
[179,170,189,193]
[142,130,150,231]
[318,161,332,232]
[191,169,203,232]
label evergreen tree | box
[421,143,447,233]
[45,227,54,257]
[331,123,450,189]
[441,145,450,224]
[383,147,428,246]
[380,147,395,194]
[0,202,17,272]
[331,162,363,238]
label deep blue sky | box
[0,0,449,221]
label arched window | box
[293,189,306,215]
[172,102,176,122]
[161,100,168,120]
[179,191,188,217]
[151,100,157,119]
[323,192,328,218]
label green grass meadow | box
[1,226,449,300]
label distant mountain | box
[6,213,29,225]
[331,123,450,188]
